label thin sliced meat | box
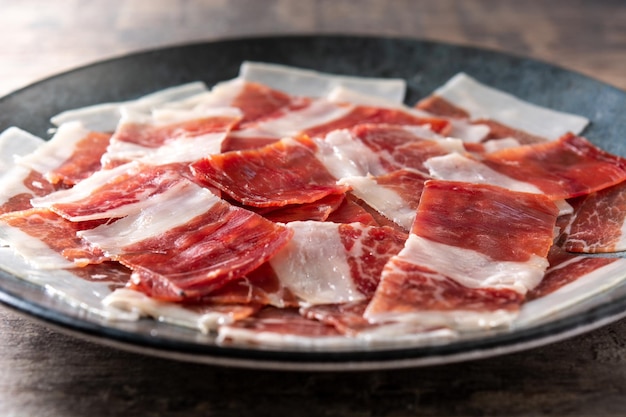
[416,73,589,143]
[0,208,108,268]
[103,107,241,166]
[349,123,464,174]
[303,105,450,138]
[18,122,111,186]
[269,221,406,305]
[0,169,56,215]
[516,246,626,326]
[316,125,463,179]
[426,134,626,201]
[301,302,457,345]
[483,133,626,200]
[191,136,349,208]
[239,61,407,103]
[31,162,189,221]
[79,181,293,301]
[203,263,300,308]
[0,128,56,214]
[0,246,135,320]
[559,180,626,253]
[529,246,622,299]
[365,180,559,329]
[412,181,558,262]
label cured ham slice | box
[0,208,107,268]
[316,125,463,180]
[50,81,208,132]
[205,263,299,308]
[516,246,626,326]
[239,61,407,103]
[483,133,626,199]
[227,94,450,151]
[0,127,54,215]
[0,169,56,215]
[269,221,406,305]
[365,180,559,329]
[17,122,111,186]
[427,133,626,201]
[31,162,188,221]
[102,107,241,166]
[348,123,464,174]
[78,181,292,301]
[191,136,349,208]
[162,77,307,129]
[416,73,589,143]
[559,180,626,253]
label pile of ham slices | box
[1,62,626,349]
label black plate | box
[1,35,625,371]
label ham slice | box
[269,221,406,305]
[516,246,626,326]
[239,61,407,103]
[102,107,241,166]
[191,136,349,208]
[416,73,589,143]
[78,180,292,301]
[31,162,189,221]
[365,180,559,330]
[17,122,111,186]
[559,180,626,253]
[217,306,355,348]
[0,127,54,215]
[316,124,463,179]
[0,208,107,268]
[427,133,626,201]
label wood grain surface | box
[0,1,625,416]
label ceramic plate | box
[0,36,625,371]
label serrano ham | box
[78,180,292,301]
[365,180,559,329]
[416,73,589,143]
[0,63,625,350]
[559,180,626,253]
[191,136,349,208]
[268,221,406,305]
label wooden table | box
[1,1,625,416]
